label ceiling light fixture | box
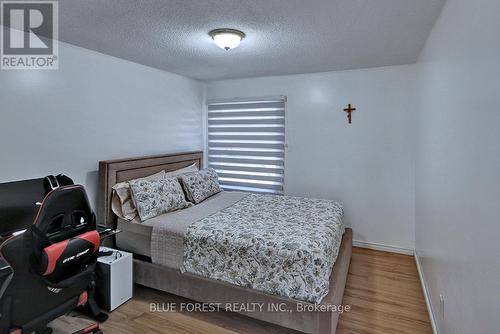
[209,28,245,51]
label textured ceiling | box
[57,0,445,81]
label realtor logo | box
[1,0,58,69]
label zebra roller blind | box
[207,96,286,195]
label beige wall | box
[415,1,500,333]
[207,64,418,251]
[0,42,204,210]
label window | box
[207,96,286,195]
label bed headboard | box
[97,151,203,227]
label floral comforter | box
[181,193,344,303]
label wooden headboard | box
[97,151,203,227]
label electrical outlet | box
[439,294,445,318]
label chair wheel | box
[37,328,53,334]
[95,312,109,323]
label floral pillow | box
[129,177,191,221]
[111,170,165,221]
[180,168,222,204]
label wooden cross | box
[344,104,356,124]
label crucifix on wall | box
[343,104,356,124]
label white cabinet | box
[96,247,133,311]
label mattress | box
[116,191,248,266]
[116,217,153,258]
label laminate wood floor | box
[101,247,432,334]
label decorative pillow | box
[164,163,199,179]
[180,168,222,204]
[111,170,165,220]
[129,177,191,221]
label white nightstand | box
[96,247,133,311]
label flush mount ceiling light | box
[209,28,245,51]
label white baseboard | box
[352,240,414,255]
[414,251,439,334]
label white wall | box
[415,1,500,333]
[0,42,204,209]
[207,65,418,250]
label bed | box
[98,151,352,334]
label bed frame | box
[98,151,352,334]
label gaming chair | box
[0,177,105,334]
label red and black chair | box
[0,179,105,334]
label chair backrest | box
[0,175,74,237]
[0,185,99,333]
